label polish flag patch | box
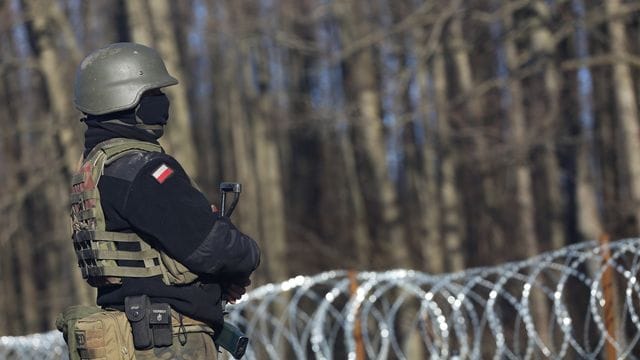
[152,163,174,184]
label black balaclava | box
[83,93,170,157]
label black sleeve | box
[121,154,260,277]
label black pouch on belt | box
[125,295,153,350]
[149,303,172,347]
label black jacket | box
[94,149,260,326]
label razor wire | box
[2,238,640,359]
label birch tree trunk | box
[339,0,407,268]
[215,1,265,283]
[126,0,199,178]
[502,6,540,266]
[501,3,551,349]
[432,45,465,272]
[449,12,503,266]
[227,58,262,278]
[0,248,15,333]
[124,0,154,45]
[147,0,199,179]
[340,130,372,269]
[24,0,82,173]
[572,0,603,241]
[23,0,95,309]
[413,29,444,274]
[399,114,428,269]
[250,70,288,282]
[605,0,640,230]
[0,33,15,334]
[14,225,38,333]
[532,0,565,250]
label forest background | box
[1,0,640,336]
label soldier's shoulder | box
[104,150,177,182]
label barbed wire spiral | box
[2,238,639,359]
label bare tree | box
[412,20,445,274]
[530,0,565,250]
[500,1,551,346]
[339,0,408,269]
[572,0,604,241]
[605,0,640,231]
[125,0,199,178]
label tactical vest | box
[70,138,199,287]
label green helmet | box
[74,42,178,115]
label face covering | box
[136,93,170,125]
[134,93,170,137]
[82,92,171,145]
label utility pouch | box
[73,310,134,360]
[124,295,174,349]
[56,305,104,360]
[124,295,153,350]
[149,303,172,347]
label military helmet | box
[74,42,178,115]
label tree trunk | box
[24,0,83,173]
[532,0,565,250]
[501,3,551,350]
[23,0,95,321]
[338,0,407,269]
[432,44,465,272]
[14,224,39,333]
[0,31,14,334]
[502,4,540,265]
[249,61,289,282]
[0,246,15,334]
[147,0,199,178]
[605,0,640,231]
[572,0,604,241]
[125,0,199,178]
[124,0,154,45]
[413,26,444,274]
[339,129,372,269]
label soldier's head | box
[74,42,177,136]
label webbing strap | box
[171,312,215,334]
[180,324,215,334]
[70,189,99,204]
[78,348,106,358]
[74,230,143,243]
[71,173,86,186]
[76,208,97,221]
[76,248,160,262]
[81,264,163,278]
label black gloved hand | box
[222,277,251,304]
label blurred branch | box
[25,0,82,61]
[0,158,67,217]
[561,53,640,70]
[472,1,640,48]
[0,58,38,76]
[451,51,640,113]
[412,0,463,66]
[272,1,445,62]
[329,1,439,63]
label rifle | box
[214,182,249,359]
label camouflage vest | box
[70,138,198,287]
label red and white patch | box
[152,164,174,184]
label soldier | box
[66,42,260,359]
